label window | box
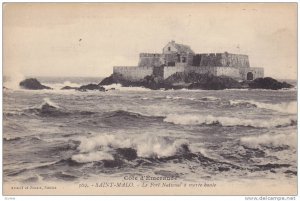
[182,57,186,63]
[168,47,171,51]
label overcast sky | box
[3,3,297,79]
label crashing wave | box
[40,98,60,109]
[72,151,114,163]
[164,114,296,128]
[229,100,296,114]
[240,131,296,149]
[71,134,191,163]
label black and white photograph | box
[2,3,297,196]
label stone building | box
[113,41,264,81]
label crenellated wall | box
[113,66,154,81]
[193,53,250,68]
[138,53,162,67]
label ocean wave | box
[240,131,296,149]
[229,100,297,114]
[41,98,60,108]
[199,96,220,101]
[103,110,163,120]
[43,81,81,90]
[24,98,96,117]
[25,98,68,117]
[166,95,182,100]
[72,151,114,163]
[3,136,22,142]
[164,114,296,128]
[72,134,191,163]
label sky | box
[3,3,297,79]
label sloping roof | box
[173,42,194,54]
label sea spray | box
[73,134,190,162]
[72,151,114,163]
[164,114,296,128]
[4,72,25,90]
[41,98,60,109]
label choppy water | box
[3,77,297,185]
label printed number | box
[79,183,89,188]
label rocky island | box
[17,41,294,91]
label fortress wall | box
[113,66,154,81]
[184,66,218,76]
[215,67,240,78]
[196,53,250,68]
[198,53,224,67]
[221,54,250,68]
[163,66,185,79]
[239,67,264,80]
[138,53,162,67]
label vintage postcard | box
[3,3,297,196]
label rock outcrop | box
[19,78,52,90]
[165,72,242,90]
[99,73,174,90]
[96,73,294,91]
[76,84,105,92]
[61,86,79,90]
[247,77,293,90]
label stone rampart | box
[113,66,154,81]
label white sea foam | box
[41,98,60,108]
[240,131,296,148]
[102,84,151,92]
[229,100,297,114]
[164,114,296,128]
[63,81,80,88]
[74,134,189,161]
[44,81,81,90]
[72,151,114,163]
[166,95,182,100]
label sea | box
[3,76,298,189]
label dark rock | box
[99,72,292,91]
[19,78,52,90]
[61,86,78,90]
[172,73,242,90]
[98,74,121,85]
[247,77,293,90]
[76,84,105,92]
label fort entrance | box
[247,72,254,80]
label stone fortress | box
[113,41,264,81]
